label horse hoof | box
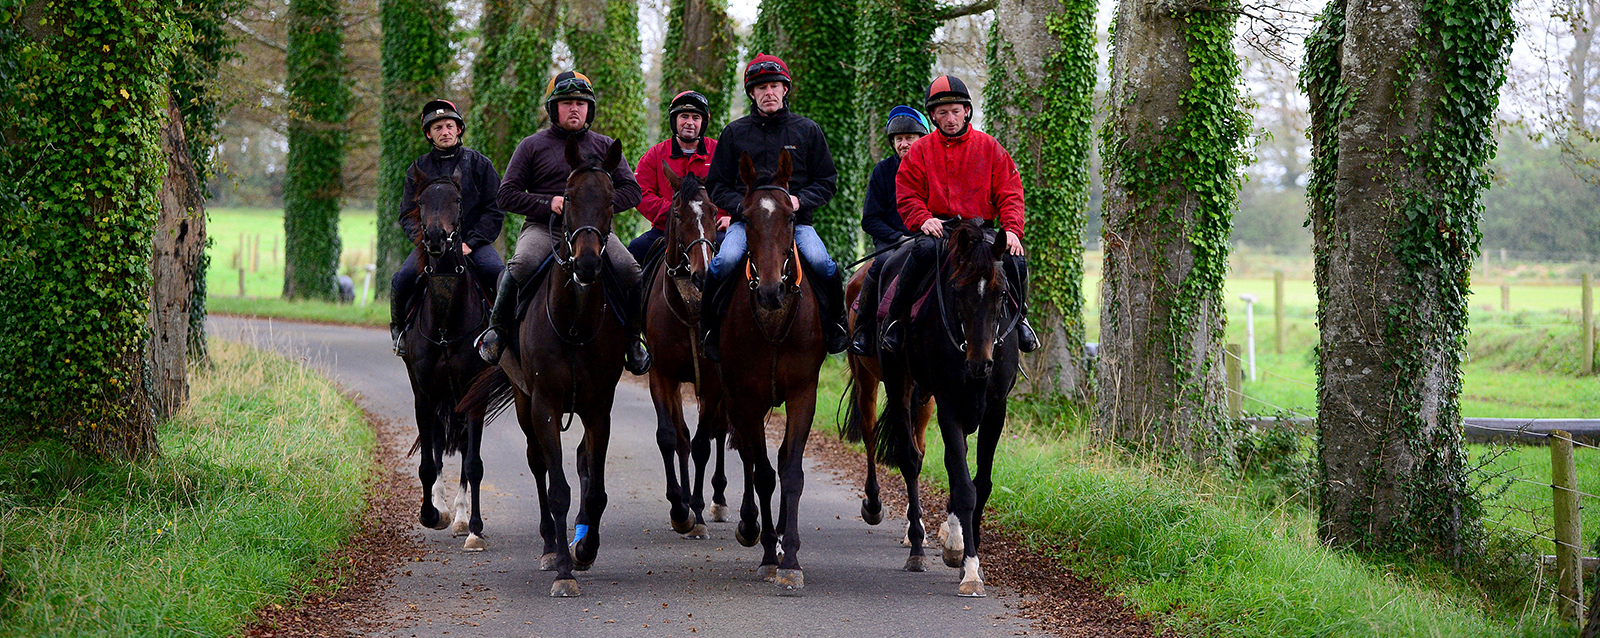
[774,568,804,595]
[755,564,778,581]
[671,514,696,535]
[427,510,453,531]
[860,500,883,526]
[451,517,471,536]
[904,555,927,572]
[550,579,581,597]
[943,547,964,569]
[709,504,730,523]
[735,525,759,548]
[684,523,710,540]
[540,553,559,571]
[463,534,487,551]
[958,579,986,598]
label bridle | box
[419,176,465,274]
[665,189,716,280]
[930,235,1021,353]
[744,185,801,294]
[551,166,613,282]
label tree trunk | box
[376,0,453,294]
[660,0,737,131]
[1304,0,1511,558]
[148,93,208,419]
[282,0,349,300]
[567,0,648,161]
[1096,0,1245,464]
[986,0,1094,401]
[1570,0,1597,134]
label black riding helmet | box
[925,75,973,123]
[420,99,465,135]
[668,90,711,121]
[544,70,597,127]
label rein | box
[930,237,1022,353]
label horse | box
[843,264,934,560]
[715,151,826,595]
[399,164,492,552]
[644,166,730,539]
[874,219,1021,597]
[458,136,628,598]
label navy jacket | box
[398,146,504,248]
[704,107,837,226]
[861,154,911,249]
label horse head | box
[561,136,622,286]
[738,150,796,311]
[407,164,465,269]
[946,220,1011,380]
[664,164,717,300]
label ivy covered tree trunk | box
[282,0,350,300]
[851,0,936,169]
[1303,0,1511,558]
[376,0,453,297]
[659,0,737,132]
[0,0,180,459]
[985,0,1094,401]
[1096,0,1247,464]
[566,0,648,240]
[752,0,861,260]
[149,94,208,419]
[470,0,558,256]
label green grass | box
[0,341,374,636]
[206,206,380,299]
[207,296,389,327]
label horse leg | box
[461,411,488,551]
[772,385,815,594]
[649,372,693,534]
[936,410,984,597]
[517,387,560,574]
[415,398,451,530]
[710,406,730,522]
[687,405,715,536]
[853,359,884,526]
[450,412,472,536]
[533,402,578,596]
[571,408,611,571]
[972,397,1006,553]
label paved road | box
[210,316,1032,637]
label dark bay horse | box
[645,166,729,539]
[716,151,825,595]
[875,219,1021,597]
[459,137,628,597]
[843,265,933,560]
[400,164,492,552]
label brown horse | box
[460,136,628,598]
[399,165,492,552]
[645,166,729,539]
[716,151,825,595]
[843,264,933,563]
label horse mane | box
[400,205,429,271]
[947,221,998,289]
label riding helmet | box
[885,105,930,138]
[924,75,973,121]
[668,90,711,122]
[743,54,792,94]
[420,99,464,135]
[544,70,598,126]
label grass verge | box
[0,340,374,636]
[208,296,388,327]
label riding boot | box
[818,269,849,354]
[624,284,652,375]
[476,270,520,364]
[880,250,928,355]
[1009,258,1040,353]
[390,291,408,357]
[848,271,882,357]
[699,269,728,362]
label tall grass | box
[0,341,374,636]
[207,295,389,327]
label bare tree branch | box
[226,15,287,53]
[935,0,998,22]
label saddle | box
[399,266,491,334]
[510,251,629,329]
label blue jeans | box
[710,222,837,280]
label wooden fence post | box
[1225,343,1242,419]
[1274,270,1285,355]
[237,268,246,297]
[1501,283,1510,312]
[1585,274,1594,376]
[1554,430,1584,623]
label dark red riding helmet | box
[743,54,792,93]
[420,99,464,134]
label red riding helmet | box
[743,54,792,94]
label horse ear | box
[775,150,792,188]
[992,228,1010,260]
[663,162,682,190]
[739,153,757,189]
[451,163,463,186]
[408,164,428,186]
[565,134,582,169]
[603,139,623,173]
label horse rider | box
[862,105,930,251]
[391,99,506,356]
[849,76,1040,356]
[475,71,651,374]
[699,53,849,361]
[628,89,730,264]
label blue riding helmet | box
[885,105,931,138]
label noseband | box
[744,185,800,293]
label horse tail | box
[456,366,515,429]
[839,374,863,443]
[875,388,915,467]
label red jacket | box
[635,137,726,230]
[896,126,1025,237]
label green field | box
[206,207,381,299]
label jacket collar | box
[548,124,590,140]
[937,123,972,146]
[670,137,708,159]
[751,107,792,127]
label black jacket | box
[497,126,641,232]
[399,145,504,248]
[704,107,837,226]
[861,154,910,248]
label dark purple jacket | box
[496,126,642,232]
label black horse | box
[399,164,493,552]
[874,219,1021,597]
[460,136,628,597]
[644,166,730,539]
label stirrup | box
[1017,317,1040,353]
[879,320,904,354]
[625,338,652,375]
[848,326,876,357]
[391,325,405,357]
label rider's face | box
[426,119,460,148]
[931,104,969,135]
[557,99,589,131]
[892,133,922,157]
[674,113,703,141]
[750,82,787,115]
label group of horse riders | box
[389,54,1039,373]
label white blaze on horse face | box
[689,200,704,218]
[759,198,777,215]
[976,279,985,298]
